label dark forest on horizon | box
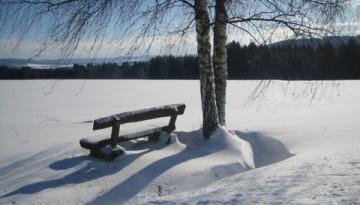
[1,39,360,80]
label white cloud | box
[1,20,359,60]
[0,32,198,59]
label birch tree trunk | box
[195,0,219,139]
[213,0,228,126]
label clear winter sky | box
[0,1,359,60]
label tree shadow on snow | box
[86,130,293,205]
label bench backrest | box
[93,104,186,130]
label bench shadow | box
[86,134,209,205]
[49,155,91,170]
[1,140,168,198]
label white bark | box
[213,0,228,126]
[195,0,219,139]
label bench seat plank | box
[93,104,185,130]
[80,126,168,150]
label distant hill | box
[0,56,151,69]
[271,35,360,47]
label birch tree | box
[213,0,227,126]
[0,0,350,138]
[195,0,219,138]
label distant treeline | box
[1,39,360,80]
[227,39,360,79]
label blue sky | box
[0,1,359,59]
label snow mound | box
[176,127,255,168]
[88,128,255,205]
[234,131,293,167]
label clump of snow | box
[100,144,126,155]
[202,127,255,169]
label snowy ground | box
[0,80,359,204]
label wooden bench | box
[80,104,186,161]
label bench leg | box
[148,134,160,141]
[90,148,104,159]
[167,114,178,133]
[110,124,120,147]
[90,145,124,161]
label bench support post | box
[167,114,178,133]
[110,124,120,147]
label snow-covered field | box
[0,80,359,205]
